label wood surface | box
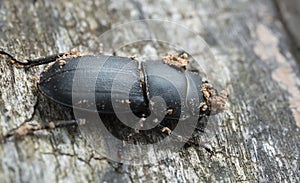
[0,0,299,182]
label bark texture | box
[0,0,299,182]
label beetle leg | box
[42,119,83,129]
[158,124,214,156]
[2,119,83,140]
[0,50,65,68]
[3,121,42,139]
[193,142,215,157]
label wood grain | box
[0,0,299,182]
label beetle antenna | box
[0,49,65,68]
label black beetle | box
[0,50,228,147]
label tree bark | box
[0,0,299,182]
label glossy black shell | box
[38,55,208,120]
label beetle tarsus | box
[3,119,80,140]
[4,122,42,139]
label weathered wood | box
[0,0,299,182]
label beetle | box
[0,49,228,150]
